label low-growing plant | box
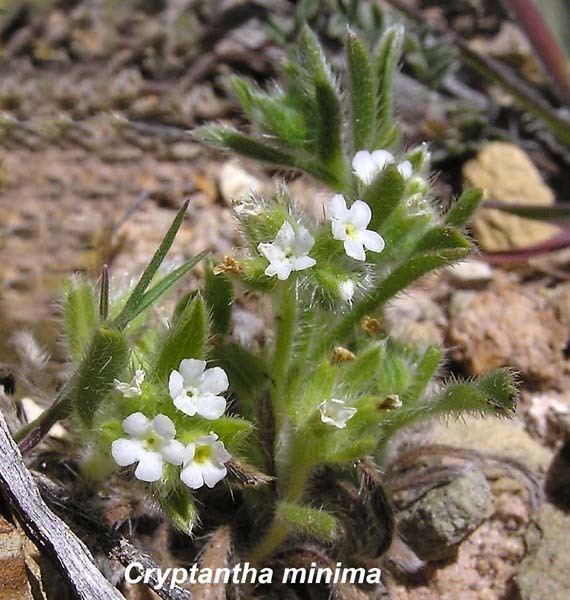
[15,24,517,593]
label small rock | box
[449,280,567,382]
[167,142,201,162]
[218,162,264,205]
[397,468,491,561]
[431,417,552,473]
[525,392,570,446]
[464,142,560,252]
[0,517,33,599]
[447,259,493,286]
[515,503,570,600]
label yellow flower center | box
[194,445,212,463]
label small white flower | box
[111,413,184,482]
[339,279,355,303]
[114,369,145,398]
[352,149,394,184]
[329,195,385,261]
[169,359,228,420]
[397,160,413,179]
[319,399,357,429]
[257,221,316,280]
[352,150,414,184]
[180,432,231,489]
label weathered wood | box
[0,410,123,600]
[35,473,192,600]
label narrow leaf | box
[75,328,129,427]
[154,296,208,381]
[373,25,405,147]
[63,280,98,366]
[347,31,375,150]
[277,502,338,543]
[445,188,483,228]
[364,164,406,230]
[113,201,189,329]
[413,225,472,254]
[204,265,234,336]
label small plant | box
[15,25,517,593]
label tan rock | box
[448,280,567,383]
[431,417,552,473]
[463,142,560,251]
[0,517,33,600]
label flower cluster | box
[256,148,420,280]
[111,360,231,489]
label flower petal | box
[360,230,385,253]
[112,438,143,466]
[201,461,228,488]
[352,150,376,184]
[371,149,394,171]
[274,221,295,249]
[168,370,185,399]
[292,225,315,255]
[122,412,149,437]
[200,367,229,395]
[265,260,293,280]
[328,194,348,220]
[258,242,284,263]
[183,443,196,465]
[151,414,176,440]
[331,220,347,241]
[173,393,198,416]
[161,440,185,465]
[344,238,366,261]
[196,395,227,420]
[291,255,316,271]
[213,440,232,464]
[180,463,205,489]
[179,359,206,384]
[134,451,164,482]
[348,200,372,229]
[397,160,412,179]
[319,399,357,429]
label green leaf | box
[347,31,375,151]
[211,342,269,414]
[291,360,336,426]
[277,502,338,543]
[364,164,406,230]
[322,247,470,352]
[157,484,197,535]
[315,75,346,182]
[380,368,517,440]
[75,327,129,427]
[120,251,208,328]
[373,25,404,147]
[154,296,208,381]
[204,265,233,336]
[445,188,483,228]
[413,225,472,254]
[402,346,442,406]
[193,125,298,167]
[341,342,385,391]
[63,279,98,366]
[112,201,189,329]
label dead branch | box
[0,409,123,600]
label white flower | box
[352,150,414,184]
[397,160,412,179]
[180,432,231,489]
[111,413,184,482]
[329,194,385,261]
[352,149,394,184]
[257,221,316,280]
[169,359,228,420]
[114,369,145,398]
[318,399,357,429]
[339,279,355,303]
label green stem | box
[271,279,297,429]
[248,444,312,565]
